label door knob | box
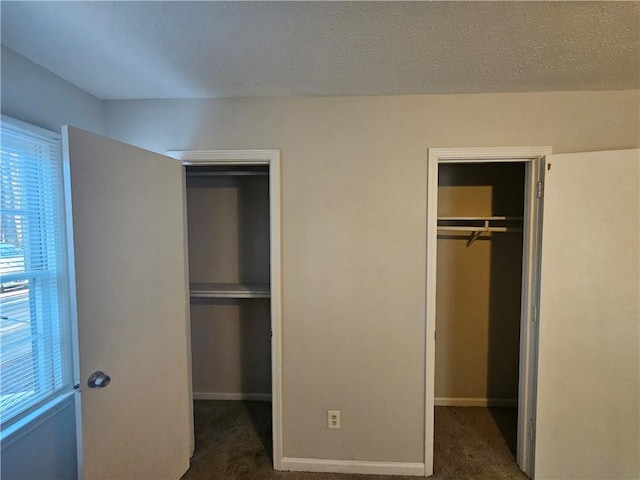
[87,371,111,388]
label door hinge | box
[529,419,536,443]
[536,181,544,199]
[532,305,539,324]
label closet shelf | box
[186,171,268,177]
[437,216,521,221]
[437,226,522,233]
[190,282,270,299]
[437,216,523,247]
[437,216,523,231]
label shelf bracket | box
[465,230,483,247]
[465,220,489,247]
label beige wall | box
[0,46,105,480]
[436,163,524,401]
[103,90,640,463]
[1,46,104,135]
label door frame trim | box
[166,149,283,471]
[425,146,551,477]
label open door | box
[535,149,639,479]
[425,147,550,478]
[63,127,192,480]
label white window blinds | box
[0,117,72,429]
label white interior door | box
[535,149,639,479]
[63,127,192,480]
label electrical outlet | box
[328,410,341,429]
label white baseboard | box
[281,457,425,476]
[193,392,271,402]
[435,397,517,407]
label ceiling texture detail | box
[1,1,639,100]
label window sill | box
[0,391,75,448]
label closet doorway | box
[166,150,283,471]
[425,147,551,478]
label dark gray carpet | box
[181,401,529,480]
[434,407,527,479]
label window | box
[0,116,72,431]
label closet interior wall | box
[186,166,272,398]
[435,163,525,404]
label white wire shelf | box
[190,282,270,299]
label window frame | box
[0,115,74,444]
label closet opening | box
[167,150,283,474]
[434,162,526,476]
[425,147,550,479]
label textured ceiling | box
[1,1,639,100]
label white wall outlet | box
[328,410,341,429]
